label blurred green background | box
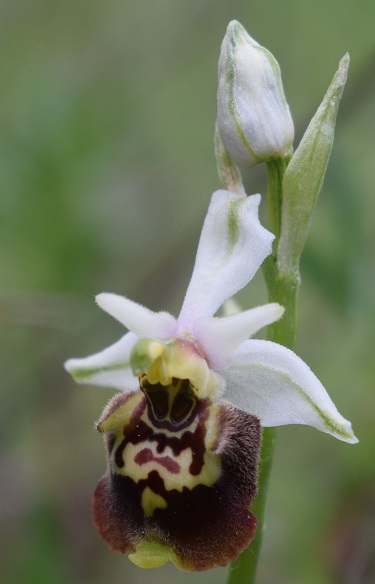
[1,1,374,583]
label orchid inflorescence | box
[65,20,356,574]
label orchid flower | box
[65,190,357,571]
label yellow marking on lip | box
[205,403,221,451]
[115,441,221,492]
[97,392,143,433]
[141,487,168,517]
[129,540,179,569]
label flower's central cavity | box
[141,376,199,431]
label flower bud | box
[217,20,294,167]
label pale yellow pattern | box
[115,441,221,492]
[98,392,143,433]
[141,487,168,517]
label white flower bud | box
[217,20,294,167]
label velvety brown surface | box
[93,391,261,570]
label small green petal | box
[130,338,165,376]
[129,540,178,569]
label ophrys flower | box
[65,190,356,571]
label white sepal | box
[64,331,139,391]
[177,190,274,333]
[224,339,358,443]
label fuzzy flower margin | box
[65,190,357,571]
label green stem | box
[266,269,299,348]
[265,157,290,245]
[227,426,276,584]
[227,156,299,584]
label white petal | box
[64,332,139,391]
[96,293,177,338]
[194,303,284,370]
[223,339,358,443]
[177,190,274,333]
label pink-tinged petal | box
[194,303,284,369]
[224,339,358,443]
[64,332,138,391]
[93,390,260,571]
[96,293,177,338]
[177,190,274,333]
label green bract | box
[277,54,350,273]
